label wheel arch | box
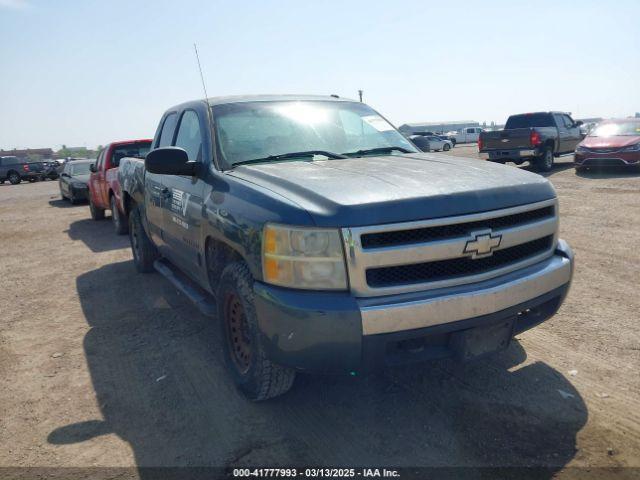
[204,236,251,292]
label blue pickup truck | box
[119,95,574,400]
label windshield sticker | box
[362,115,394,132]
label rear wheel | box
[128,204,158,273]
[111,195,128,235]
[217,262,295,401]
[8,172,20,185]
[89,195,105,220]
[536,147,554,172]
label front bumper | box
[254,240,574,374]
[480,148,539,161]
[70,184,89,199]
[574,151,640,167]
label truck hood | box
[228,153,556,227]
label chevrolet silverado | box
[119,95,574,400]
[479,112,584,171]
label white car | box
[410,135,453,152]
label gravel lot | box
[0,150,639,476]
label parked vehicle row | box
[112,95,574,401]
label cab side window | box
[174,110,202,162]
[157,113,178,148]
[563,115,575,129]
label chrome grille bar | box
[341,199,558,297]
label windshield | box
[589,122,640,137]
[70,163,92,175]
[212,100,417,167]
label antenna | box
[193,43,209,101]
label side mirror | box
[89,164,97,173]
[61,172,69,178]
[145,147,197,176]
[574,120,583,127]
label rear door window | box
[553,114,568,130]
[157,113,178,148]
[174,110,202,162]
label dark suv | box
[0,156,42,184]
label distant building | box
[0,148,55,159]
[398,120,480,135]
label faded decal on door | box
[171,189,191,229]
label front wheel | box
[128,204,158,273]
[536,147,554,172]
[217,262,295,401]
[443,143,451,151]
[89,195,105,220]
[111,195,128,235]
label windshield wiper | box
[232,150,347,167]
[343,146,413,157]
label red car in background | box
[88,139,152,233]
[574,119,640,171]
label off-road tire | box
[217,262,295,401]
[111,195,128,235]
[8,171,21,185]
[128,204,158,273]
[89,195,105,220]
[536,146,554,172]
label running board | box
[153,259,216,317]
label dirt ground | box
[0,150,639,477]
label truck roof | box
[166,94,356,112]
[511,111,571,116]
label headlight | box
[71,182,86,188]
[262,224,347,290]
[621,143,640,152]
[575,145,588,153]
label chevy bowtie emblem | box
[464,231,502,259]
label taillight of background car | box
[478,136,483,151]
[530,130,542,147]
[22,164,29,172]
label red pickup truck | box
[88,139,152,234]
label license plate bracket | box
[449,319,515,361]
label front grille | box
[366,236,553,288]
[361,206,554,249]
[583,147,621,154]
[583,158,627,166]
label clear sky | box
[1,0,638,150]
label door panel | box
[160,109,206,273]
[553,114,570,152]
[146,112,180,247]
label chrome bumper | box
[480,149,537,160]
[359,240,573,335]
